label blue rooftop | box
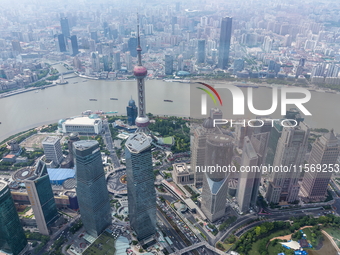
[47,168,75,184]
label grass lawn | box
[267,241,289,255]
[302,227,323,250]
[218,241,234,251]
[162,136,174,145]
[248,229,292,255]
[323,227,340,240]
[302,228,313,240]
[83,232,116,255]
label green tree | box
[255,226,261,236]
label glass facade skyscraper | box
[201,133,234,222]
[125,133,156,241]
[197,39,206,64]
[0,181,28,255]
[57,34,67,52]
[126,98,138,126]
[74,140,111,238]
[70,35,79,56]
[165,55,173,75]
[25,160,59,235]
[60,17,70,38]
[218,17,232,69]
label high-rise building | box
[125,133,156,240]
[201,133,234,222]
[91,52,100,72]
[145,24,153,35]
[301,130,339,201]
[165,55,174,75]
[266,110,304,165]
[11,40,22,53]
[326,64,339,78]
[114,51,121,71]
[62,132,79,168]
[103,55,110,72]
[128,37,138,57]
[74,140,111,238]
[191,118,221,186]
[70,35,79,56]
[0,181,28,255]
[73,56,82,70]
[265,120,283,165]
[177,54,184,71]
[311,63,326,78]
[266,122,310,204]
[89,39,96,52]
[197,39,206,64]
[42,136,64,166]
[233,59,244,74]
[125,51,132,71]
[60,17,70,38]
[133,21,150,133]
[90,31,98,42]
[176,2,180,12]
[218,17,232,69]
[263,36,272,53]
[127,98,138,125]
[57,34,67,52]
[299,58,306,67]
[25,161,59,235]
[236,136,260,213]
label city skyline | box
[2,0,340,254]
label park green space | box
[82,232,116,255]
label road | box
[157,210,187,251]
[102,119,120,168]
[333,198,340,215]
[36,214,80,255]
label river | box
[1,64,340,142]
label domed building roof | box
[133,66,147,77]
[69,132,79,140]
[202,117,214,129]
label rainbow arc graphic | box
[196,82,223,115]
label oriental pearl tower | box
[134,18,150,134]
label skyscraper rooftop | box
[125,133,152,153]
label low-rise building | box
[172,163,194,185]
[61,116,103,134]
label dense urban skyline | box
[1,0,340,254]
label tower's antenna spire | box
[137,13,142,66]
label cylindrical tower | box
[205,133,234,181]
[133,18,150,133]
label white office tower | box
[266,122,310,204]
[42,136,63,166]
[201,134,234,222]
[301,130,340,202]
[236,137,259,213]
[263,36,272,53]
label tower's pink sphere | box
[133,66,147,77]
